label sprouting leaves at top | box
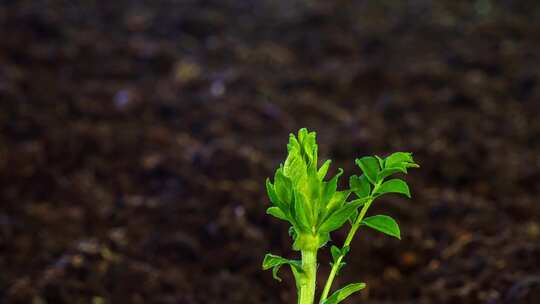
[265,130,419,251]
[264,128,350,250]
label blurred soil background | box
[1,0,540,303]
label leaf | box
[284,132,312,192]
[293,128,318,167]
[298,128,309,141]
[376,179,411,198]
[301,130,318,164]
[362,215,401,239]
[292,190,312,232]
[307,169,321,212]
[331,245,350,263]
[322,169,343,206]
[322,282,367,304]
[287,132,301,151]
[274,168,292,205]
[349,175,371,198]
[329,245,348,275]
[377,167,407,180]
[266,178,281,206]
[325,188,349,211]
[320,190,350,227]
[355,156,380,184]
[318,159,332,180]
[385,152,414,168]
[377,152,419,181]
[266,207,288,221]
[317,232,330,248]
[319,198,368,233]
[262,254,303,282]
[331,245,341,263]
[375,155,385,168]
[284,149,307,186]
[288,226,297,240]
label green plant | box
[262,128,419,304]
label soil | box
[1,1,540,303]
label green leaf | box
[362,215,401,239]
[284,148,307,186]
[322,169,343,205]
[355,156,380,184]
[325,189,349,211]
[376,152,419,181]
[331,245,341,262]
[330,245,349,274]
[375,155,385,168]
[318,159,332,180]
[283,134,307,185]
[298,128,309,140]
[293,128,318,168]
[376,179,411,198]
[322,282,367,304]
[301,130,318,164]
[377,167,407,180]
[349,175,371,198]
[307,168,321,211]
[321,190,350,226]
[274,168,292,205]
[319,198,368,233]
[266,178,284,208]
[266,207,288,221]
[288,226,297,240]
[262,254,303,282]
[292,190,312,232]
[385,152,414,168]
[317,232,330,248]
[331,245,350,263]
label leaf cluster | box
[263,128,419,304]
[265,128,352,251]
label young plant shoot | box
[262,128,419,304]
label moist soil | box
[1,1,540,303]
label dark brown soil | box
[1,1,540,303]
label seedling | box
[262,128,419,304]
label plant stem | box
[299,249,317,304]
[319,183,381,303]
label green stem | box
[319,183,381,303]
[299,250,317,304]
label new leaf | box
[355,157,380,184]
[266,207,288,221]
[262,254,303,282]
[349,174,370,198]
